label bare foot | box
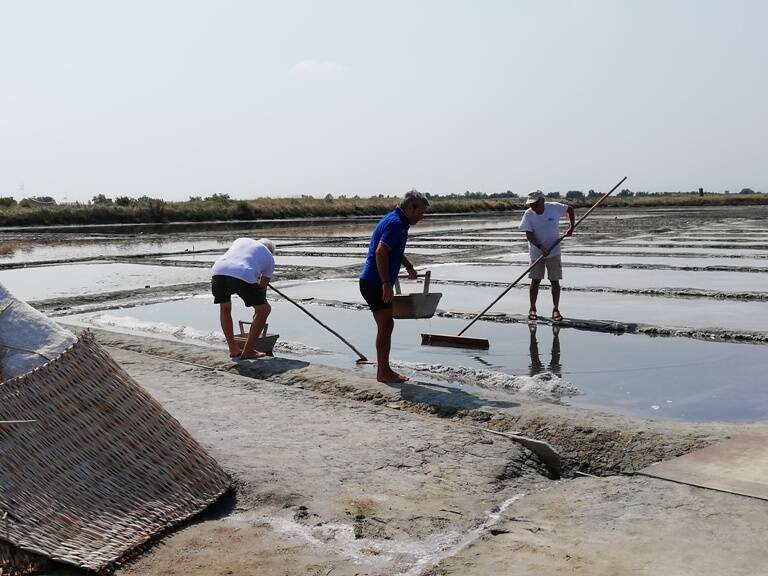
[229,348,243,358]
[377,370,409,384]
[239,350,267,360]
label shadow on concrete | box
[231,356,310,379]
[194,488,239,522]
[390,380,520,414]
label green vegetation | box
[0,191,765,227]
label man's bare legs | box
[531,278,563,320]
[551,280,562,320]
[241,302,271,359]
[372,308,408,383]
[529,278,541,319]
[219,301,242,357]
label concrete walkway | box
[94,340,768,576]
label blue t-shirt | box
[360,207,410,285]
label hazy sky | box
[1,0,765,202]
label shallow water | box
[7,207,768,424]
[3,263,209,301]
[617,243,768,251]
[1,223,514,265]
[0,238,235,263]
[486,253,768,269]
[65,296,768,421]
[423,263,768,293]
[276,278,768,333]
[382,240,516,248]
[568,246,768,257]
[278,245,456,255]
[158,253,364,268]
[631,234,768,241]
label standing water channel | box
[4,206,768,422]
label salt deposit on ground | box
[392,361,580,400]
[83,313,328,355]
[86,313,225,343]
[273,340,327,355]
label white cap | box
[258,238,276,255]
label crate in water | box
[234,321,280,354]
[392,270,442,319]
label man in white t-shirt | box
[518,191,575,322]
[211,237,275,359]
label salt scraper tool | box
[421,176,627,349]
[268,284,372,364]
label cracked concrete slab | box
[109,347,550,575]
[639,434,768,501]
[425,476,768,576]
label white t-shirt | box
[518,202,569,259]
[211,238,274,284]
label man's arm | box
[375,241,394,303]
[402,255,417,280]
[525,231,549,256]
[565,205,575,236]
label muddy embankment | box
[78,327,757,479]
[43,324,766,576]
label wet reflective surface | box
[4,206,767,422]
[0,238,233,263]
[66,295,768,421]
[423,264,768,293]
[278,245,456,255]
[3,263,209,300]
[274,278,768,333]
[158,254,364,267]
[488,252,768,269]
[569,246,768,257]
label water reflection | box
[528,324,561,377]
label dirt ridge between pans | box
[39,288,768,345]
[71,327,768,479]
[424,278,768,301]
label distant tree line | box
[0,187,764,226]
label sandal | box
[528,310,538,321]
[552,309,564,322]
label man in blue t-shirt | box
[360,190,430,383]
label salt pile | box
[86,313,224,344]
[392,360,580,400]
[0,282,77,381]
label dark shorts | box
[212,275,267,307]
[359,279,391,312]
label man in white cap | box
[518,191,575,322]
[211,237,275,359]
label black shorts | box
[359,279,391,312]
[212,275,267,307]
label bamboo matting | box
[0,331,230,572]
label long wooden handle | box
[456,176,627,337]
[268,284,369,363]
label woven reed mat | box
[0,331,231,572]
[0,539,50,576]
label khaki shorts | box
[528,255,563,281]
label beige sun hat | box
[525,190,545,205]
